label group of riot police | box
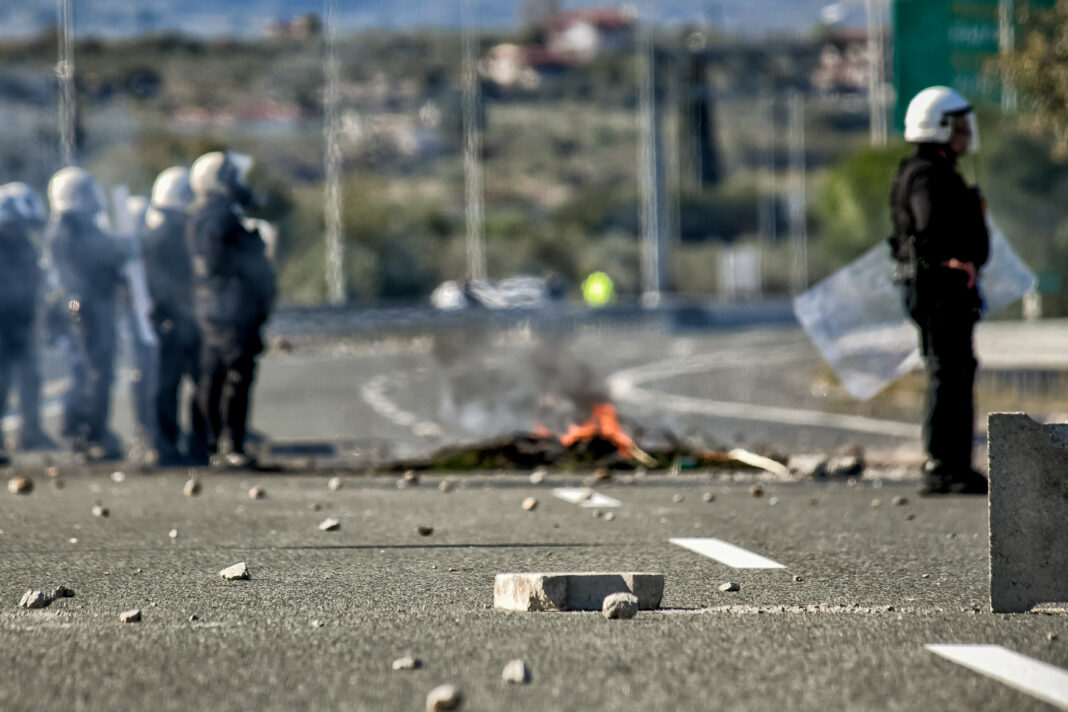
[0,150,275,468]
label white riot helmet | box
[189,151,254,204]
[48,166,106,215]
[0,182,47,228]
[904,86,979,152]
[151,166,194,210]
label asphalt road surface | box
[1,473,1065,711]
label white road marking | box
[926,644,1068,710]
[552,487,621,508]
[360,372,442,439]
[669,537,785,569]
[607,352,921,439]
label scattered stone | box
[501,659,530,684]
[51,479,65,490]
[92,504,110,518]
[311,619,325,628]
[168,529,179,539]
[319,517,341,532]
[794,576,803,582]
[749,484,764,498]
[591,510,603,519]
[768,496,779,506]
[119,609,141,623]
[110,471,126,483]
[392,655,422,671]
[1049,632,1059,641]
[702,492,716,503]
[672,494,684,504]
[825,455,864,477]
[309,502,323,511]
[417,526,434,536]
[521,497,538,511]
[400,470,419,487]
[19,590,49,609]
[45,466,59,478]
[602,592,639,619]
[905,513,916,521]
[892,495,908,506]
[69,537,78,544]
[718,582,741,593]
[529,468,547,485]
[921,574,930,579]
[183,478,201,497]
[787,453,827,479]
[8,476,32,495]
[593,468,612,483]
[870,499,882,508]
[219,562,250,581]
[188,614,199,622]
[495,572,664,612]
[248,486,266,500]
[49,586,74,600]
[603,512,615,522]
[426,684,462,711]
[327,476,343,491]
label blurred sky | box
[0,0,870,39]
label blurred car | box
[430,274,566,310]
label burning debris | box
[387,400,793,476]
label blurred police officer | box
[0,183,48,462]
[186,151,275,468]
[115,192,161,466]
[141,166,198,466]
[890,86,989,495]
[46,167,126,460]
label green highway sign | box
[892,0,1052,130]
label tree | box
[996,0,1068,156]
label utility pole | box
[999,0,1017,111]
[787,89,807,295]
[864,0,887,146]
[323,0,346,304]
[637,0,671,307]
[757,89,777,249]
[56,0,75,166]
[461,0,487,282]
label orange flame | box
[559,403,639,458]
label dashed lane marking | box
[926,644,1068,710]
[552,487,621,508]
[608,351,921,439]
[669,537,786,569]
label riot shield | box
[793,219,1035,400]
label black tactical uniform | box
[187,194,275,463]
[0,221,42,460]
[890,144,989,492]
[47,211,125,454]
[141,207,199,464]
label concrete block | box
[494,572,664,612]
[988,413,1068,613]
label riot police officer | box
[889,86,989,495]
[0,182,56,452]
[141,166,198,466]
[186,151,275,468]
[0,183,48,462]
[46,167,126,460]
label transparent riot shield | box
[793,219,1035,400]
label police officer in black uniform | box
[141,166,198,466]
[0,183,48,463]
[890,86,989,495]
[186,151,275,468]
[46,167,126,460]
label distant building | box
[811,27,878,96]
[263,13,322,40]
[482,6,636,89]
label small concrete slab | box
[988,413,1068,613]
[494,572,664,612]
